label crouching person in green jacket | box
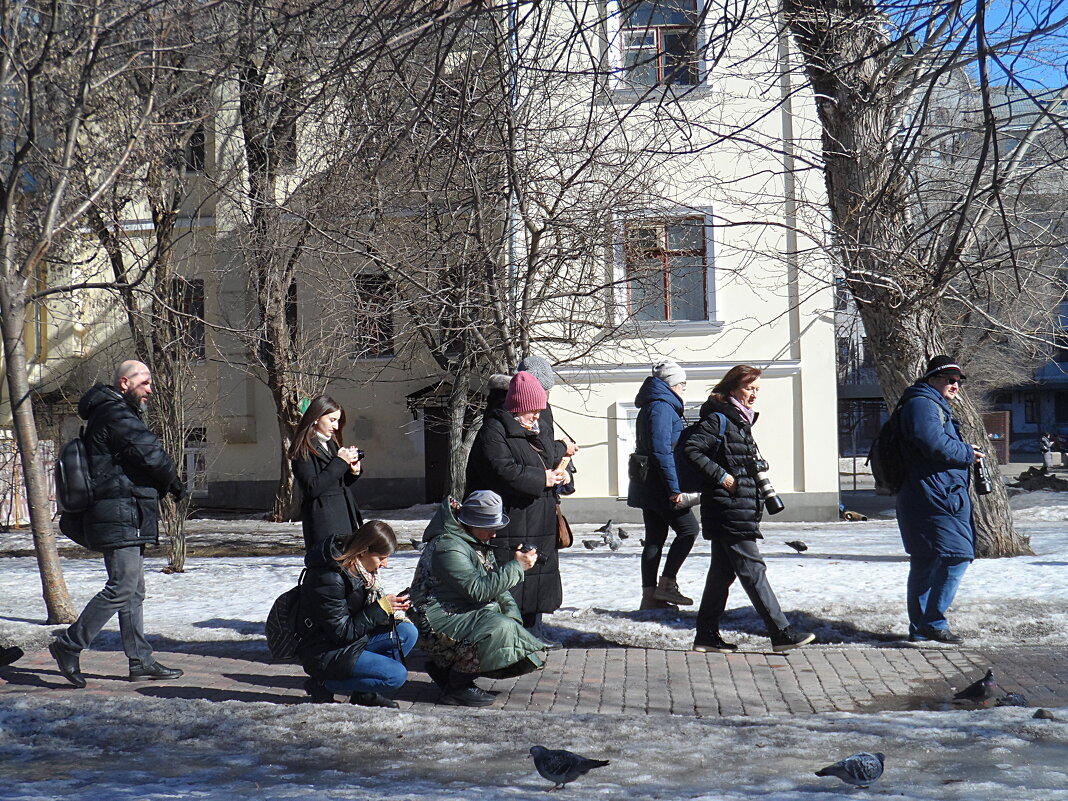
[409,490,547,707]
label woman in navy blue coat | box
[895,356,983,644]
[626,360,699,610]
[290,395,364,550]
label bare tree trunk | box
[0,275,76,623]
[785,0,1031,557]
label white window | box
[607,0,725,90]
[183,428,209,498]
[624,217,712,322]
[621,0,701,87]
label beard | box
[123,388,148,412]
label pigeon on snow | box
[815,752,885,787]
[995,692,1030,707]
[594,520,615,535]
[529,745,610,792]
[953,668,996,702]
[581,539,603,550]
[784,540,808,553]
[616,527,629,539]
[408,538,424,552]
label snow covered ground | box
[0,492,1066,800]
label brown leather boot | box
[640,586,678,611]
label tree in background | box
[783,0,1068,555]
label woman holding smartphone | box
[298,521,416,708]
[290,395,364,550]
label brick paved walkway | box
[2,644,1065,715]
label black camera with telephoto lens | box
[751,458,785,515]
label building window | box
[1023,391,1038,424]
[1055,392,1068,424]
[621,0,700,87]
[625,218,707,321]
[169,277,205,361]
[352,274,394,358]
[184,124,206,173]
[26,263,48,363]
[183,427,209,498]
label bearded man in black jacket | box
[49,360,187,688]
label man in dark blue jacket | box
[896,355,984,645]
[50,361,186,687]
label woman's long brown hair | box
[288,395,346,462]
[336,520,397,575]
[710,365,762,400]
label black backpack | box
[55,428,95,513]
[866,403,906,495]
[265,570,309,662]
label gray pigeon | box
[616,527,629,539]
[408,538,424,552]
[529,745,610,791]
[594,520,615,535]
[604,531,623,551]
[953,668,996,702]
[815,752,885,788]
[581,539,603,550]
[995,692,1029,707]
[784,540,808,553]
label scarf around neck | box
[730,395,757,425]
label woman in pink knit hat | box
[466,371,568,637]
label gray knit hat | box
[652,359,686,387]
[517,355,556,391]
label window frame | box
[606,0,715,91]
[618,213,716,326]
[351,273,395,360]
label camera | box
[974,456,993,496]
[355,448,366,460]
[750,458,784,515]
[517,543,548,566]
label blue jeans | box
[907,556,971,635]
[324,620,418,696]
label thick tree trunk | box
[0,278,76,623]
[785,0,1031,558]
[857,302,1030,558]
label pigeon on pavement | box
[582,539,603,550]
[0,646,23,667]
[784,540,808,553]
[953,668,996,702]
[529,745,610,792]
[815,752,885,787]
[995,692,1030,707]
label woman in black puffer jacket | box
[684,365,814,654]
[298,521,416,708]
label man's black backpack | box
[55,429,95,513]
[866,402,906,495]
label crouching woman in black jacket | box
[298,521,416,708]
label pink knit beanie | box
[504,371,547,413]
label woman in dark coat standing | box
[684,365,814,654]
[467,371,567,630]
[298,521,416,708]
[290,395,364,550]
[627,359,700,610]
